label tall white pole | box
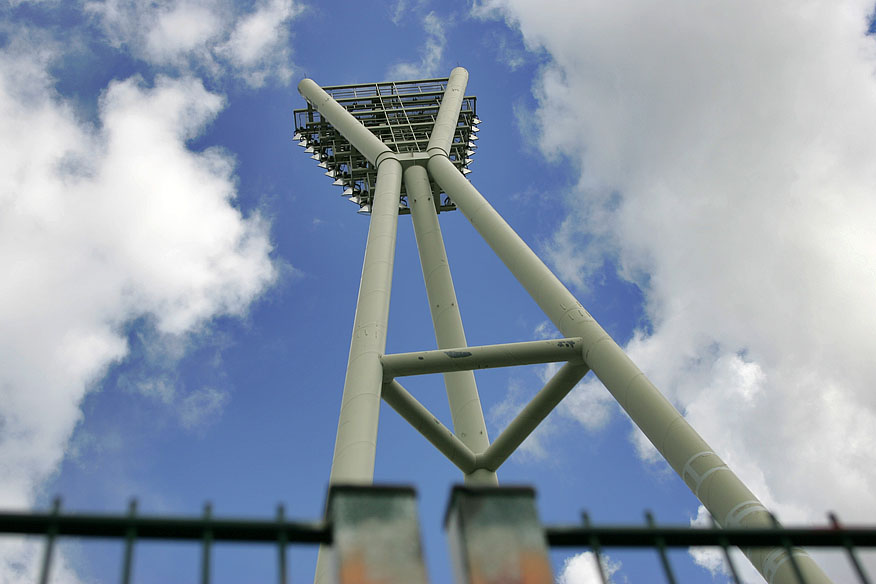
[428,153,832,584]
[412,67,496,484]
[312,157,402,584]
[405,164,496,485]
[328,158,402,484]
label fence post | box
[326,485,429,584]
[445,486,553,584]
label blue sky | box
[3,1,876,583]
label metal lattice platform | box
[293,77,480,215]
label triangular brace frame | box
[298,68,831,584]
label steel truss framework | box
[294,77,479,215]
[296,68,835,584]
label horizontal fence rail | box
[545,512,874,584]
[0,510,330,543]
[0,498,330,584]
[545,522,876,549]
[1,492,874,583]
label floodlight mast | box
[296,70,833,584]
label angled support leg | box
[382,379,477,473]
[478,361,589,472]
[428,153,832,584]
[402,66,497,485]
[405,163,496,485]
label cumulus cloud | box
[387,11,446,79]
[179,386,231,430]
[0,32,275,577]
[216,0,300,87]
[86,0,301,86]
[557,551,621,584]
[477,0,876,579]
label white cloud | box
[0,32,275,577]
[179,386,230,430]
[477,0,876,579]
[387,11,446,79]
[86,0,301,87]
[557,551,621,584]
[216,0,300,87]
[559,376,614,433]
[390,0,407,25]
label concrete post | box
[327,486,429,584]
[445,486,553,584]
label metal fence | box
[1,487,874,584]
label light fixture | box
[466,149,475,156]
[473,117,481,125]
[311,154,320,160]
[343,187,354,196]
[469,133,479,141]
[464,158,473,165]
[298,139,307,147]
[357,204,371,214]
[462,168,472,175]
[305,146,314,153]
[294,132,302,141]
[325,169,337,177]
[318,161,328,169]
[471,126,480,133]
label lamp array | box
[293,78,481,215]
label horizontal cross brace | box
[381,337,584,380]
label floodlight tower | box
[294,69,832,584]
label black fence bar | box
[545,524,876,549]
[0,510,331,544]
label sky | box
[2,1,876,583]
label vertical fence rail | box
[37,497,61,584]
[121,499,137,584]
